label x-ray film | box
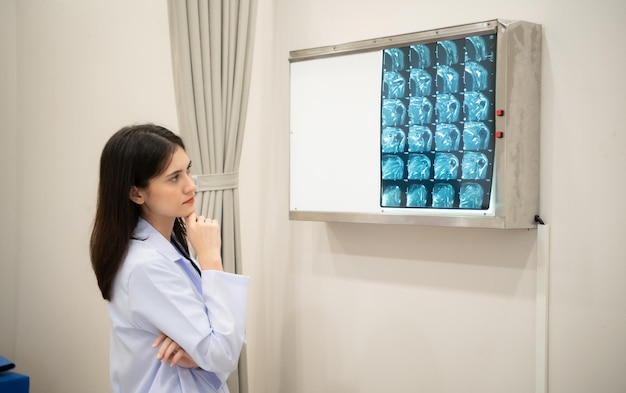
[380,33,496,209]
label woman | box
[90,124,249,393]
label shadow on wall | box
[320,222,537,295]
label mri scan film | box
[380,33,496,209]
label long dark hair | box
[90,124,189,300]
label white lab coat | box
[107,218,249,393]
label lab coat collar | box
[133,218,203,292]
[133,217,181,263]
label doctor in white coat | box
[90,124,249,393]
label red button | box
[496,131,503,138]
[496,109,504,116]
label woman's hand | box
[153,333,199,369]
[184,212,223,271]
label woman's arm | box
[184,213,223,271]
[128,256,249,374]
[153,333,198,368]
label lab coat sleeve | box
[127,257,250,375]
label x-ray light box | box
[289,19,542,229]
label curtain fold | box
[167,1,256,392]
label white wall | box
[242,0,626,392]
[4,0,178,391]
[0,0,18,360]
[1,0,625,392]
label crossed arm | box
[153,333,199,368]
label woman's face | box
[131,146,196,234]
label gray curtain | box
[167,1,256,392]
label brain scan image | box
[380,33,496,209]
[382,127,406,153]
[382,185,402,207]
[383,48,406,71]
[435,124,461,151]
[432,183,455,208]
[382,99,407,127]
[408,125,433,152]
[435,94,461,123]
[459,182,485,209]
[382,154,405,180]
[407,154,431,180]
[437,40,459,65]
[409,96,433,125]
[463,122,490,150]
[466,35,489,62]
[406,184,428,207]
[463,91,490,121]
[465,61,488,91]
[461,152,489,179]
[436,65,460,94]
[434,153,459,180]
[409,68,433,96]
[410,44,432,68]
[383,71,407,99]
